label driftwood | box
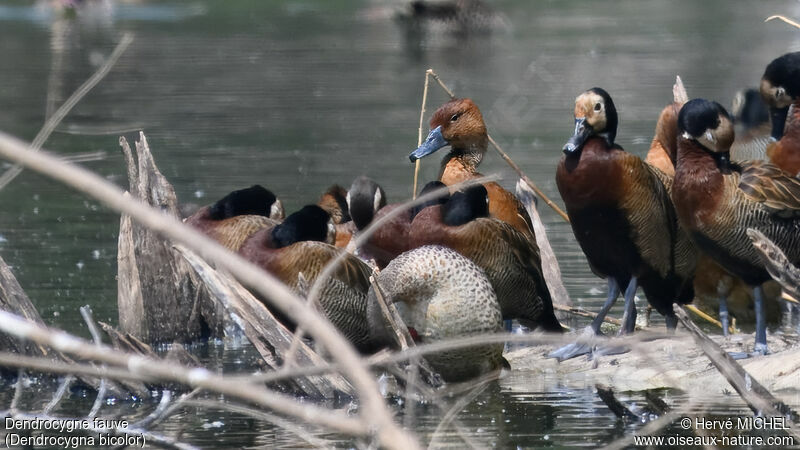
[749,228,800,303]
[117,133,204,342]
[0,254,50,357]
[117,132,354,398]
[516,180,572,309]
[176,246,353,397]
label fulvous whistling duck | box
[409,184,562,332]
[409,98,534,236]
[238,205,375,352]
[551,88,696,360]
[367,245,504,381]
[761,52,800,176]
[184,185,284,252]
[672,98,800,356]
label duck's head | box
[760,52,800,140]
[318,184,351,224]
[208,185,284,221]
[678,98,735,170]
[564,87,618,155]
[270,205,335,248]
[346,176,387,231]
[411,180,449,218]
[731,88,769,131]
[441,184,489,226]
[409,98,488,162]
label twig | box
[673,305,800,439]
[748,228,800,304]
[42,375,74,414]
[413,71,432,199]
[3,410,198,450]
[0,34,133,191]
[0,131,417,450]
[766,15,800,30]
[0,310,369,437]
[427,378,491,450]
[644,391,670,415]
[147,388,201,430]
[673,75,688,105]
[184,399,333,448]
[130,390,172,430]
[80,305,107,419]
[596,384,638,420]
[10,368,24,413]
[370,274,412,349]
[425,69,571,222]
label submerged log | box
[117,133,205,343]
[0,254,50,357]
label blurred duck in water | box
[394,0,510,36]
[238,205,376,353]
[671,98,800,357]
[409,184,562,332]
[184,185,284,252]
[761,52,800,176]
[551,88,696,361]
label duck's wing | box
[293,242,374,293]
[738,160,800,218]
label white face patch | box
[326,220,336,245]
[373,189,383,213]
[345,191,351,211]
[270,199,284,220]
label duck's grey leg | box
[753,284,768,355]
[549,278,620,361]
[719,293,730,337]
[619,276,638,335]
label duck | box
[347,177,449,269]
[184,185,284,252]
[409,98,534,237]
[238,205,375,353]
[409,184,562,332]
[394,0,510,36]
[551,88,696,360]
[761,52,800,176]
[645,94,780,334]
[367,245,504,382]
[671,98,800,357]
[317,184,357,248]
[730,88,772,162]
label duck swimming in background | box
[672,98,800,357]
[367,245,504,382]
[394,0,511,36]
[184,185,284,252]
[409,98,533,237]
[409,184,562,332]
[238,205,375,353]
[347,177,449,269]
[761,52,800,176]
[551,88,696,360]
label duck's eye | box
[450,113,461,122]
[594,103,602,112]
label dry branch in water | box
[748,228,800,304]
[0,131,418,450]
[765,15,800,30]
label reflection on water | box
[1,0,800,447]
